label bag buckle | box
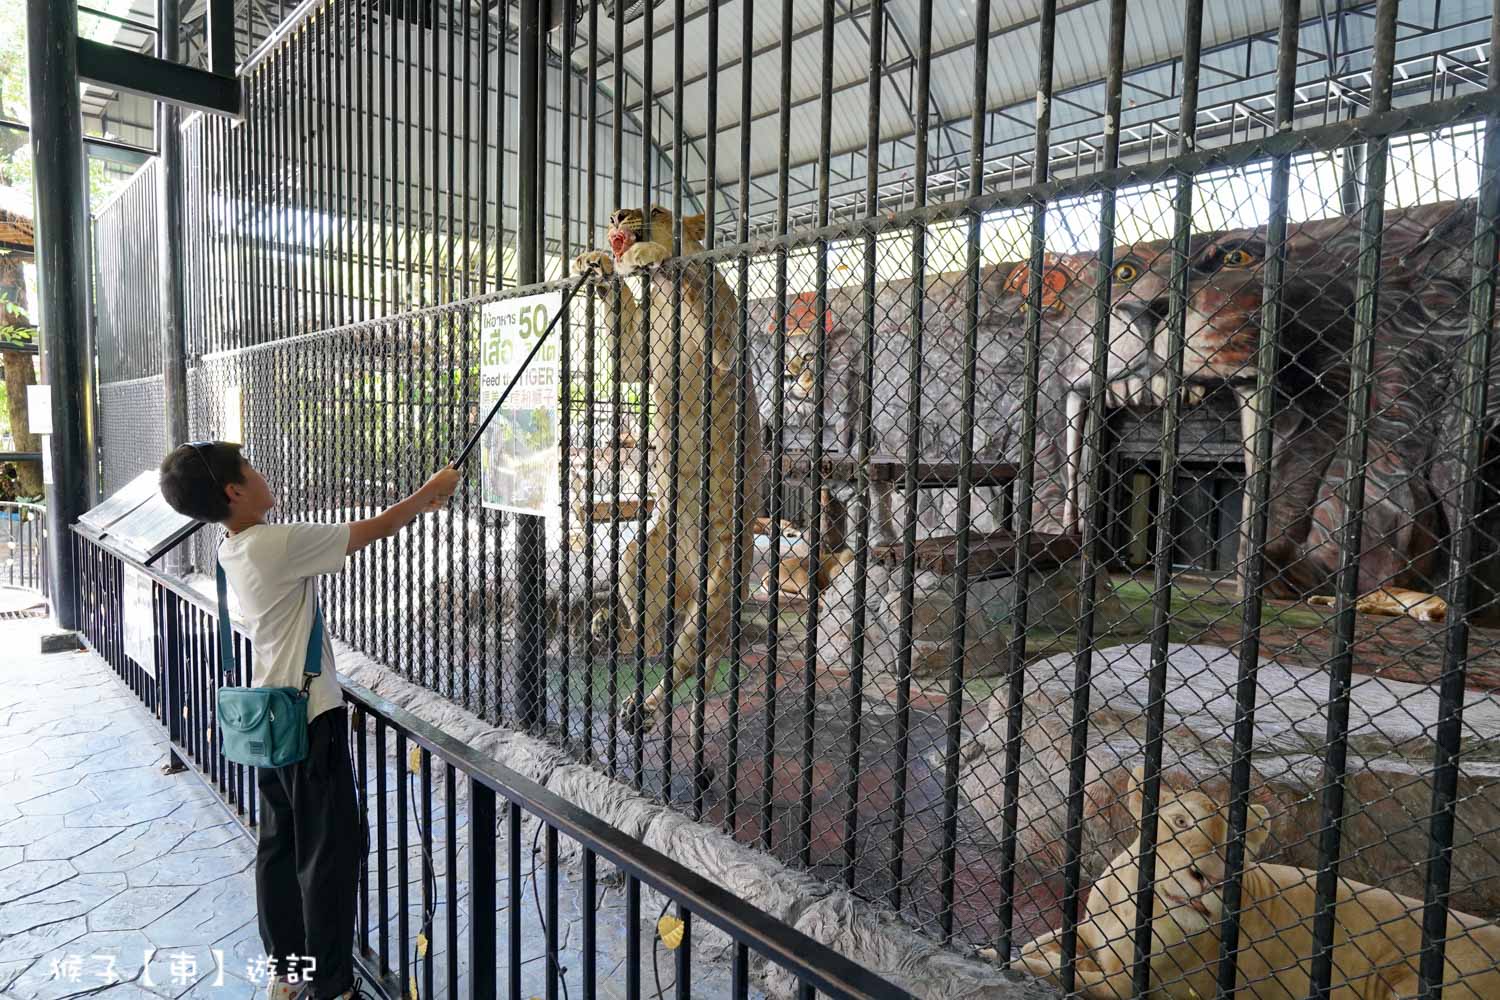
[301,674,314,696]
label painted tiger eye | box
[1223,248,1255,267]
[1112,261,1139,282]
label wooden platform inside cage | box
[779,451,1017,488]
[869,529,1081,579]
[573,498,654,522]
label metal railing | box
[1,500,48,597]
[70,528,913,1000]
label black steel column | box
[162,590,187,772]
[468,778,497,1000]
[159,0,189,536]
[27,0,96,631]
[515,0,545,732]
[518,0,541,280]
[206,0,234,76]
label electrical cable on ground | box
[406,765,440,1000]
[356,697,683,1000]
[530,820,572,1000]
[652,897,674,1000]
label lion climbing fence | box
[88,0,1500,996]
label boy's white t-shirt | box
[218,522,351,723]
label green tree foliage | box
[0,3,131,207]
[0,0,28,196]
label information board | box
[479,290,564,518]
[76,473,202,566]
[25,384,51,436]
[77,471,157,536]
[122,565,155,668]
[106,492,199,564]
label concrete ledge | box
[334,639,1056,1000]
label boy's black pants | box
[256,705,364,999]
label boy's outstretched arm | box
[346,467,461,555]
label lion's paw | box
[1016,932,1065,980]
[615,694,650,736]
[1153,374,1210,406]
[572,250,614,280]
[616,241,671,276]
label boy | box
[159,441,460,1000]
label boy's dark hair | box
[160,441,245,523]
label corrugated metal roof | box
[80,0,1497,237]
[578,0,1310,180]
[568,0,1492,223]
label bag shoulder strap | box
[214,557,324,686]
[303,583,324,679]
[214,559,235,680]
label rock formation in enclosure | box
[571,205,767,732]
[744,270,1064,542]
[751,264,1141,682]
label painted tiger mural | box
[1001,200,1500,616]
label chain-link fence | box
[89,0,1500,995]
[96,375,166,496]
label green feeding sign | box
[480,290,565,517]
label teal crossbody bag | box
[213,560,324,768]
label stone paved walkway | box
[0,616,751,1000]
[0,618,264,1000]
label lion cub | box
[1017,770,1500,999]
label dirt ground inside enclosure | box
[1101,575,1500,691]
[611,572,1500,951]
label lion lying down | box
[1017,771,1500,999]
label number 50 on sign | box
[479,291,564,518]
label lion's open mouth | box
[609,228,636,258]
